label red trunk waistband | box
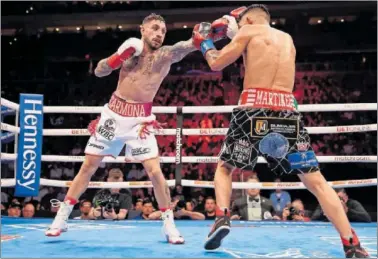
[108,93,152,117]
[239,88,296,111]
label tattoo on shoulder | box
[160,39,196,64]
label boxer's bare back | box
[208,14,296,93]
[241,25,296,93]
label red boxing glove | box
[230,6,247,21]
[211,19,228,41]
[107,48,135,70]
[230,5,270,21]
[192,24,203,50]
[192,23,215,55]
[106,38,144,69]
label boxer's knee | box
[216,161,234,175]
[298,170,328,196]
[146,168,163,179]
[142,157,162,179]
[79,155,103,178]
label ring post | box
[175,107,183,186]
[15,94,44,197]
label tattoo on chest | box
[129,75,137,83]
[142,55,155,75]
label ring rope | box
[1,178,376,190]
[0,178,176,189]
[182,103,378,113]
[1,97,376,192]
[1,123,377,135]
[1,98,377,113]
[1,153,376,163]
[1,98,19,111]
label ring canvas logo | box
[15,94,43,197]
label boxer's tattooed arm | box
[160,39,197,64]
[94,59,113,77]
[205,50,221,62]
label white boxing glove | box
[107,37,144,69]
[222,15,239,39]
[117,37,144,57]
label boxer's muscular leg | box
[143,157,185,244]
[214,161,234,209]
[66,154,103,199]
[45,154,103,236]
[298,171,352,238]
[142,157,170,208]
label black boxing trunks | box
[219,88,320,175]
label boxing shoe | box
[204,208,231,250]
[45,200,74,237]
[161,209,185,244]
[341,229,369,258]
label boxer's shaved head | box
[238,4,271,26]
[140,13,166,50]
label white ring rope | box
[1,153,377,163]
[1,98,19,111]
[1,98,377,113]
[181,178,378,190]
[1,97,377,191]
[183,103,378,113]
[1,177,375,190]
[0,178,176,189]
[1,123,377,135]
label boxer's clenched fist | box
[192,22,215,55]
[211,18,228,41]
[212,15,239,40]
[221,15,239,39]
[107,38,144,69]
[117,38,144,57]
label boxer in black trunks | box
[192,4,369,257]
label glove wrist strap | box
[107,47,135,69]
[107,53,122,70]
[200,39,216,56]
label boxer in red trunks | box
[192,4,369,257]
[46,13,198,244]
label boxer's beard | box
[145,39,160,50]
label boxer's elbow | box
[208,61,224,72]
[206,50,227,71]
[94,59,113,77]
[94,68,112,78]
[94,69,103,77]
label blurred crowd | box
[2,173,371,223]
